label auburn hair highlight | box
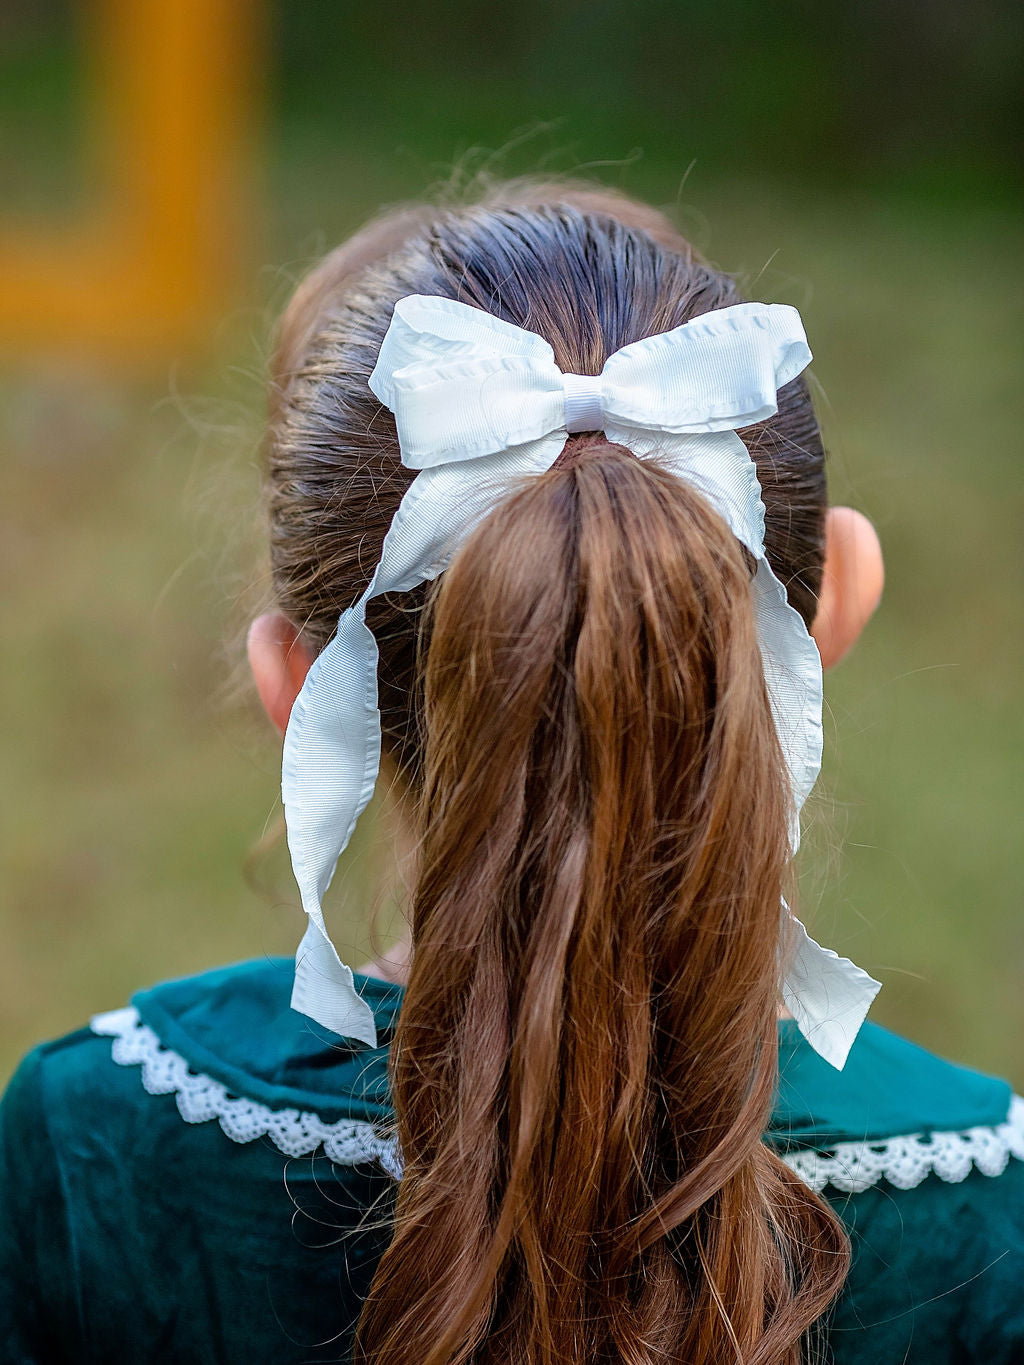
[265,182,849,1364]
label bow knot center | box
[562,372,605,434]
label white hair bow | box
[281,295,880,1070]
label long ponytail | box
[353,441,847,1365]
[266,185,847,1363]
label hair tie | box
[281,295,880,1069]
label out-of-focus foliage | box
[0,0,83,216]
[0,2,1021,1084]
[273,0,1023,194]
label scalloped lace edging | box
[779,1094,1024,1193]
[90,1006,403,1179]
[91,1007,1024,1195]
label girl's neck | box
[357,929,413,986]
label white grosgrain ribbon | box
[282,294,880,1068]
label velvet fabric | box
[1,958,1021,1363]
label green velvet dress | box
[2,958,1022,1363]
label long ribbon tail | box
[282,436,566,1043]
[283,604,383,1046]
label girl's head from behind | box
[253,184,882,1364]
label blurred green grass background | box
[1,1,1022,1084]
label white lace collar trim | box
[91,1006,403,1179]
[91,1005,1024,1195]
[783,1094,1024,1192]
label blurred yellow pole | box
[0,0,259,360]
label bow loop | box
[601,302,811,433]
[370,295,563,469]
[369,296,813,471]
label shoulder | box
[771,1017,1017,1175]
[0,960,401,1362]
[2,958,403,1185]
[125,955,401,1124]
[769,1021,1024,1362]
[0,1039,90,1355]
[1,1022,154,1191]
[826,1148,1024,1362]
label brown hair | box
[266,181,848,1364]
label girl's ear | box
[811,507,885,670]
[247,613,315,735]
